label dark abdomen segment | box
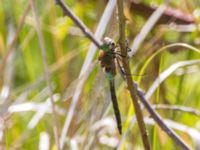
[109,79,122,134]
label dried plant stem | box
[116,0,151,149]
[30,0,60,149]
[133,83,192,150]
[55,0,101,48]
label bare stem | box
[116,0,151,149]
[30,0,60,149]
[55,0,101,48]
[133,82,192,150]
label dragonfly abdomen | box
[109,79,122,134]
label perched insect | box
[98,37,122,134]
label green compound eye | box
[100,44,110,52]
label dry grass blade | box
[130,0,170,56]
[153,104,200,117]
[39,132,49,150]
[146,59,200,99]
[29,0,60,149]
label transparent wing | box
[62,61,97,101]
[104,7,119,41]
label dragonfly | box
[98,37,125,134]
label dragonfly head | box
[100,37,116,52]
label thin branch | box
[29,0,60,149]
[133,82,192,150]
[55,0,101,48]
[116,0,151,149]
[153,104,200,117]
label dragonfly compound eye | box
[103,37,115,45]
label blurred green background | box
[0,0,200,149]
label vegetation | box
[1,0,200,149]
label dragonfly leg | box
[115,55,146,78]
[113,52,127,58]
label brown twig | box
[133,83,192,150]
[29,0,60,149]
[116,0,151,149]
[55,0,101,48]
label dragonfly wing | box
[62,61,97,101]
[104,7,119,41]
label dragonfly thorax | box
[99,37,117,79]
